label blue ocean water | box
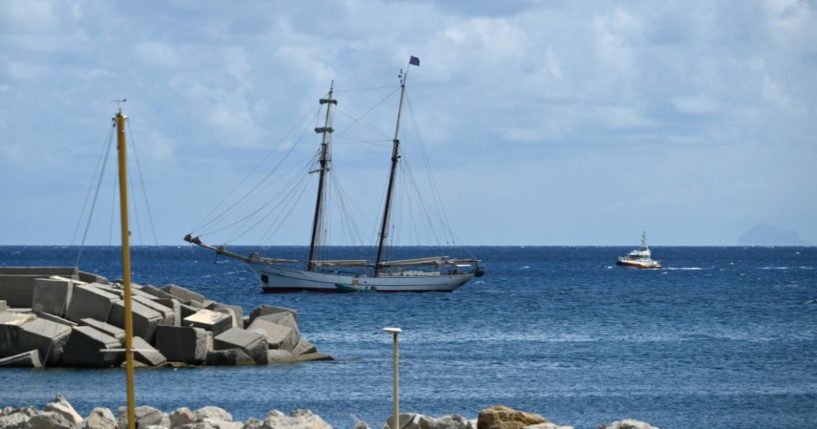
[1,245,816,429]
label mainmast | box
[375,56,419,276]
[307,82,337,271]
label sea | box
[1,245,816,429]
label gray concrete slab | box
[292,339,317,355]
[213,327,268,364]
[108,300,162,342]
[266,349,297,364]
[0,300,5,312]
[31,278,73,317]
[205,348,255,366]
[153,325,208,364]
[0,349,42,368]
[34,312,78,327]
[17,317,72,365]
[61,325,123,367]
[247,318,298,351]
[0,275,36,308]
[0,312,36,358]
[161,284,205,304]
[255,312,300,338]
[183,309,232,335]
[207,302,243,328]
[65,284,119,323]
[132,336,167,367]
[133,295,175,325]
[78,318,125,342]
[154,298,183,327]
[295,352,334,362]
[77,271,109,284]
[139,284,176,301]
[248,305,298,324]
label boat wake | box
[664,267,704,271]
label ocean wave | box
[760,266,789,270]
[664,267,703,271]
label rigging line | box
[127,155,143,246]
[329,173,367,246]
[107,170,118,246]
[71,122,116,245]
[75,121,116,268]
[402,159,443,246]
[334,107,392,141]
[257,161,315,244]
[215,150,319,240]
[194,105,323,233]
[333,84,396,93]
[126,118,160,245]
[334,87,400,139]
[234,168,313,245]
[259,175,313,244]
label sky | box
[1,0,815,246]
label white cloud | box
[593,9,644,71]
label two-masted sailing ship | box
[185,57,484,292]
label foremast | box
[375,57,419,276]
[307,82,337,271]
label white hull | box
[248,263,474,292]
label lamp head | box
[383,327,402,334]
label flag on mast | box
[409,56,420,66]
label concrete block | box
[205,348,255,366]
[292,339,317,355]
[17,317,72,364]
[0,300,6,312]
[34,312,77,327]
[266,349,297,364]
[153,325,207,363]
[132,336,167,367]
[207,302,243,328]
[79,318,125,342]
[213,327,268,364]
[183,309,232,335]
[133,295,175,325]
[155,298,183,326]
[0,311,36,357]
[65,284,119,322]
[62,325,123,367]
[0,275,35,308]
[139,284,175,301]
[108,300,162,342]
[296,352,334,362]
[247,318,298,351]
[0,349,42,368]
[248,305,298,324]
[179,302,199,320]
[161,284,205,304]
[77,271,109,284]
[31,278,73,317]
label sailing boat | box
[185,56,484,292]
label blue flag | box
[409,56,420,66]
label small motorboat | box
[617,232,662,269]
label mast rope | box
[333,87,399,141]
[126,118,160,245]
[74,120,115,268]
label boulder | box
[213,328,268,364]
[31,278,73,317]
[108,300,162,342]
[117,405,169,429]
[154,326,208,364]
[79,318,125,342]
[523,423,573,429]
[184,310,233,335]
[266,350,297,364]
[25,411,74,429]
[194,406,233,423]
[477,406,548,429]
[162,284,205,304]
[82,407,117,429]
[132,336,167,367]
[205,348,255,366]
[65,284,119,323]
[61,325,123,367]
[248,305,297,324]
[244,417,264,429]
[0,410,31,429]
[598,419,658,429]
[0,349,42,368]
[247,318,298,351]
[262,409,331,429]
[386,414,479,429]
[44,394,83,426]
[15,317,72,364]
[170,407,196,427]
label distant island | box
[737,224,811,246]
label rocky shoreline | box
[0,396,659,429]
[0,267,331,368]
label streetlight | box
[383,327,402,429]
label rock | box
[598,419,659,429]
[161,284,205,304]
[61,325,123,367]
[386,414,476,429]
[132,336,168,367]
[14,317,72,365]
[82,407,117,429]
[184,310,233,335]
[31,278,73,317]
[523,424,572,429]
[213,328,268,364]
[477,406,548,429]
[170,407,196,428]
[118,405,169,429]
[154,326,208,364]
[243,417,264,429]
[0,410,30,429]
[352,421,370,429]
[292,340,317,356]
[108,300,163,342]
[266,350,297,364]
[248,305,297,324]
[262,409,331,429]
[26,411,74,429]
[0,349,42,368]
[247,318,298,351]
[194,406,233,422]
[79,318,126,342]
[44,394,83,426]
[205,348,255,366]
[65,284,119,323]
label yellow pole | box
[116,108,136,429]
[383,327,401,429]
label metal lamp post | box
[383,327,402,429]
